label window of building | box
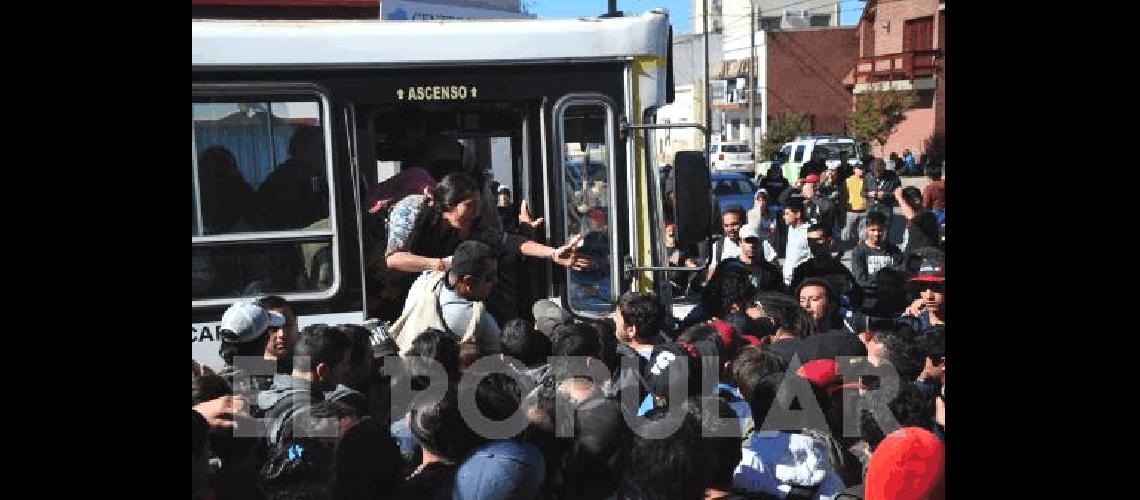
[904,16,935,51]
[809,14,831,27]
[759,16,781,31]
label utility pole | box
[748,0,756,174]
[703,0,711,151]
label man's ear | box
[314,362,329,381]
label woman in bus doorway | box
[381,173,589,316]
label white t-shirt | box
[714,237,743,263]
[783,224,810,285]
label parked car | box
[710,171,756,214]
[709,142,754,172]
[778,136,862,180]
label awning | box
[712,58,755,80]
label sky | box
[526,0,865,34]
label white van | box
[709,141,754,173]
[777,136,861,180]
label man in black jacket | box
[778,173,835,230]
[862,160,901,245]
[791,223,864,312]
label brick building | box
[766,27,858,136]
[711,25,857,145]
[845,0,945,160]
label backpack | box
[388,271,484,355]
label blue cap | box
[453,440,545,500]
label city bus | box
[192,10,713,369]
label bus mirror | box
[671,150,712,246]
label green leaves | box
[760,112,809,160]
[846,87,918,157]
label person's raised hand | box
[904,298,926,318]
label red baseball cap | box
[909,258,946,283]
[803,174,820,184]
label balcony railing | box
[712,87,756,109]
[852,49,941,84]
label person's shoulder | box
[393,193,428,211]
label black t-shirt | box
[903,210,940,253]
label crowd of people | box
[193,150,946,499]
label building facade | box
[845,0,945,160]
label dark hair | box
[618,398,705,500]
[258,295,292,312]
[916,326,945,364]
[796,278,836,309]
[474,372,522,423]
[749,371,784,425]
[754,292,811,338]
[617,292,664,343]
[879,328,924,382]
[450,240,495,279]
[859,382,933,449]
[432,172,481,212]
[868,268,908,317]
[408,385,476,461]
[293,324,351,374]
[552,323,602,359]
[694,398,744,492]
[806,223,830,235]
[219,330,270,366]
[676,323,719,344]
[721,204,747,221]
[404,327,460,383]
[865,210,888,228]
[287,125,324,159]
[336,325,372,367]
[926,165,942,180]
[702,264,756,319]
[501,318,549,368]
[584,318,621,375]
[901,186,923,208]
[732,346,789,405]
[783,198,804,214]
[551,323,603,382]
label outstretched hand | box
[193,395,248,430]
[552,233,590,271]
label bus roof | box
[193,10,670,68]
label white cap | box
[740,222,761,241]
[219,301,286,343]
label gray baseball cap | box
[219,301,286,343]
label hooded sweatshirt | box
[733,430,847,499]
[254,379,366,447]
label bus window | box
[192,94,336,302]
[557,100,614,314]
